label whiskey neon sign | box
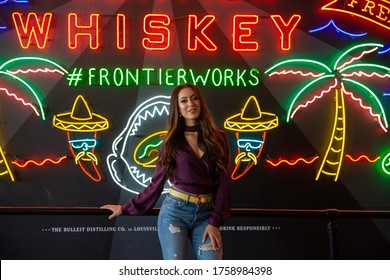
[11,12,301,52]
[322,0,390,31]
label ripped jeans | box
[157,193,222,260]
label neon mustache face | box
[224,95,279,180]
[235,151,259,164]
[75,151,98,164]
[231,132,266,180]
[232,151,262,180]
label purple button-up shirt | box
[121,130,231,227]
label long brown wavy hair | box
[160,83,229,178]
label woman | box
[101,83,231,260]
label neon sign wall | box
[0,0,390,190]
[2,0,390,261]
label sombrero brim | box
[224,112,278,132]
[53,113,109,132]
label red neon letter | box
[233,15,259,51]
[117,14,126,50]
[68,13,100,50]
[142,14,170,51]
[12,12,52,49]
[188,15,217,51]
[270,14,301,51]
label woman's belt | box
[169,187,213,204]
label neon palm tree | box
[0,56,68,180]
[265,43,389,181]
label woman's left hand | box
[202,224,223,252]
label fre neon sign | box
[12,12,301,52]
[322,0,390,31]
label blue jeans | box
[157,193,223,260]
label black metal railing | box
[1,207,390,259]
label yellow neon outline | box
[224,96,279,132]
[321,170,337,176]
[133,131,167,167]
[0,146,15,181]
[12,12,52,49]
[224,114,278,131]
[53,120,109,132]
[316,88,346,181]
[53,95,109,132]
[322,0,390,31]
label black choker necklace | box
[184,124,199,132]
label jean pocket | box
[165,194,186,207]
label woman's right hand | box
[100,204,123,219]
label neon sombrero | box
[224,96,278,132]
[53,95,109,132]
